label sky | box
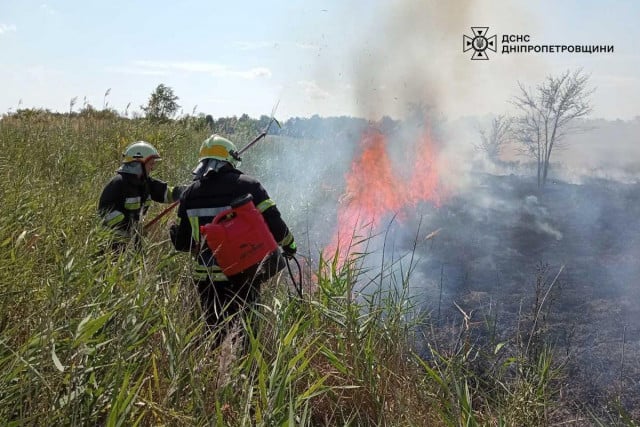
[0,0,638,121]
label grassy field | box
[0,110,634,426]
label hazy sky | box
[1,0,638,120]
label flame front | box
[326,126,445,266]
[409,126,442,207]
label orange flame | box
[408,126,443,208]
[326,125,445,267]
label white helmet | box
[122,141,161,164]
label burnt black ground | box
[407,173,640,416]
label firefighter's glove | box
[171,185,186,202]
[282,240,297,257]
[169,222,179,243]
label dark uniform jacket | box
[98,172,180,236]
[170,166,294,282]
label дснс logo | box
[463,27,497,60]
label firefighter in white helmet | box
[98,141,184,250]
[170,134,296,344]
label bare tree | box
[476,115,513,163]
[512,69,593,188]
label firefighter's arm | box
[169,202,197,252]
[279,229,297,256]
[252,184,296,255]
[148,177,185,204]
[98,178,126,229]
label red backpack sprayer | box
[199,193,288,290]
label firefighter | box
[98,141,184,251]
[169,134,296,341]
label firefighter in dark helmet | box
[98,141,184,250]
[169,134,296,340]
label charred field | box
[401,171,640,413]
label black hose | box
[284,254,303,298]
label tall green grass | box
[0,110,631,426]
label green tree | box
[141,84,180,121]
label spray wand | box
[229,101,281,164]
